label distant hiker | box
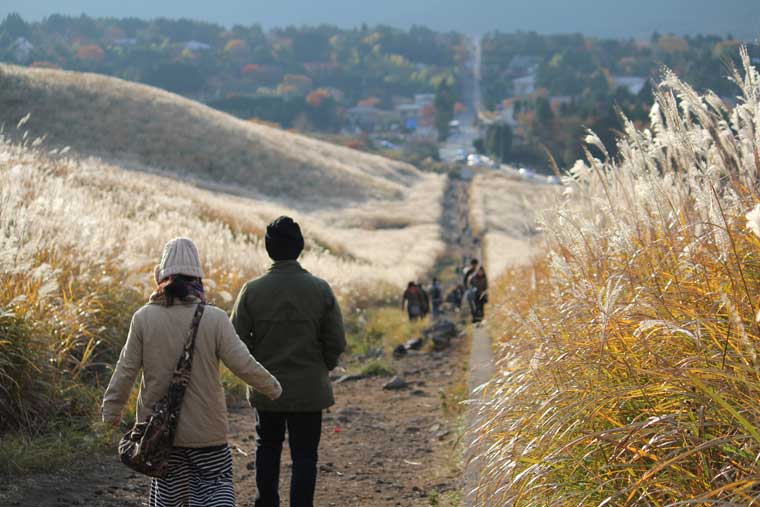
[231,217,346,507]
[402,282,425,321]
[430,278,443,318]
[464,259,479,319]
[463,258,478,287]
[446,284,465,311]
[418,282,431,317]
[102,237,282,507]
[471,266,489,323]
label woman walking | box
[102,238,282,507]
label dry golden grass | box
[0,64,422,206]
[472,49,760,505]
[0,134,444,438]
[0,65,447,443]
[470,172,557,277]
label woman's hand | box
[268,379,283,401]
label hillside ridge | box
[0,64,420,207]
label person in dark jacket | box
[463,258,479,287]
[464,259,479,319]
[418,283,430,317]
[231,216,346,507]
[430,278,443,318]
[402,282,425,321]
[446,284,464,311]
[471,266,488,323]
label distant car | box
[546,175,561,185]
[455,149,467,162]
[467,154,483,167]
[378,140,398,150]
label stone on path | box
[383,376,408,390]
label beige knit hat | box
[154,237,204,283]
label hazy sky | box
[2,0,760,40]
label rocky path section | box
[3,342,469,507]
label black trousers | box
[254,410,322,507]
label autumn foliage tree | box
[224,39,246,54]
[76,44,104,61]
[306,89,331,108]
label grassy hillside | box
[0,63,447,470]
[0,64,421,206]
[0,132,444,465]
[473,50,760,505]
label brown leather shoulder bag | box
[118,303,205,478]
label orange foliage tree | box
[307,89,332,107]
[225,39,247,54]
[242,63,263,75]
[77,44,105,61]
[357,97,380,107]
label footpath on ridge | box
[440,175,496,507]
[3,173,487,507]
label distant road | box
[440,36,558,185]
[440,36,481,164]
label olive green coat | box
[231,260,346,412]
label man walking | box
[430,277,443,318]
[231,216,346,507]
[463,259,479,321]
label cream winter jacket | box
[102,298,282,447]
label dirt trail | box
[3,348,469,507]
[3,174,477,507]
[0,173,536,507]
[2,172,544,507]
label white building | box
[512,75,536,96]
[11,37,34,63]
[414,93,435,106]
[182,40,212,51]
[612,76,648,95]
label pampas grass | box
[472,48,760,506]
[0,122,444,436]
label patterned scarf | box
[150,275,206,305]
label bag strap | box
[174,303,205,381]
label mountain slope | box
[0,64,420,206]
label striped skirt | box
[149,445,235,507]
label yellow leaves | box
[223,39,246,53]
[657,35,689,54]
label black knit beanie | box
[265,216,304,261]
